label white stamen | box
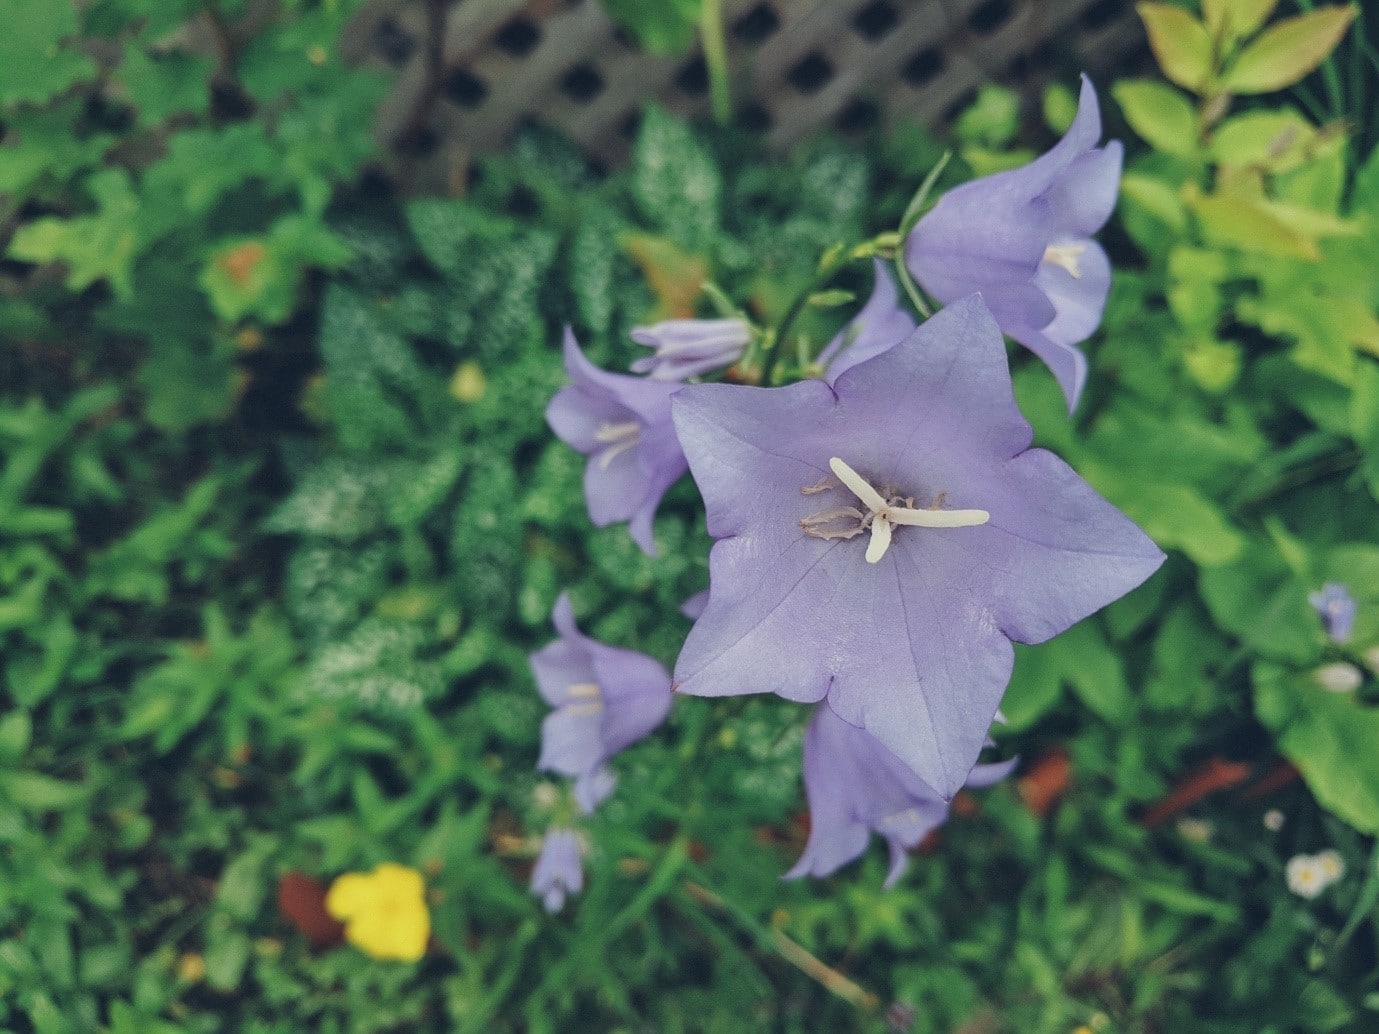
[826,456,989,564]
[1042,242,1086,279]
[567,682,601,699]
[594,421,641,470]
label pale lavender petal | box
[819,259,917,381]
[630,318,751,381]
[1032,238,1112,347]
[574,766,617,813]
[1045,141,1123,238]
[538,707,603,776]
[1310,583,1356,643]
[531,828,583,913]
[680,590,710,620]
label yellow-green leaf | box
[1137,3,1215,92]
[1189,189,1320,259]
[1223,5,1357,94]
[1120,173,1188,232]
[1113,79,1200,158]
[1203,0,1280,40]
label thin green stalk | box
[700,0,732,125]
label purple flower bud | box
[786,706,1016,887]
[630,318,752,381]
[816,259,917,383]
[670,295,1163,798]
[529,593,673,807]
[904,76,1121,411]
[1309,582,1356,643]
[546,328,689,555]
[531,828,583,912]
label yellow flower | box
[325,863,430,963]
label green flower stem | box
[701,0,732,126]
[760,241,877,385]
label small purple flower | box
[816,259,917,383]
[630,318,753,381]
[529,593,673,811]
[786,705,1016,887]
[531,828,584,913]
[1309,582,1356,643]
[904,76,1122,411]
[546,328,689,555]
[670,295,1163,798]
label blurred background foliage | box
[1,0,1378,1031]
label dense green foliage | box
[2,1,1379,1031]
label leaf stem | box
[700,0,732,125]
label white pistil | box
[593,420,641,469]
[828,456,989,564]
[1042,241,1086,279]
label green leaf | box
[138,338,237,433]
[9,170,141,297]
[600,0,700,53]
[632,106,722,250]
[115,47,211,127]
[1200,544,1323,663]
[1208,109,1326,173]
[1254,663,1379,833]
[0,0,97,105]
[1113,481,1245,566]
[0,103,114,199]
[0,770,88,811]
[1113,80,1200,158]
[1224,5,1357,94]
[954,85,1021,148]
[1202,0,1279,40]
[1136,3,1215,92]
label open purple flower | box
[816,259,917,384]
[531,828,584,913]
[529,593,673,812]
[1310,582,1356,643]
[546,328,689,555]
[670,295,1163,798]
[904,76,1122,411]
[630,318,752,381]
[786,704,1015,887]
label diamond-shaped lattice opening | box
[852,1,899,41]
[372,19,416,65]
[560,63,605,104]
[902,48,944,88]
[1080,0,1126,32]
[787,52,834,95]
[836,98,880,134]
[494,17,541,57]
[733,3,780,45]
[444,67,488,108]
[968,0,1014,35]
[740,102,772,132]
[676,55,709,96]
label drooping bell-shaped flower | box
[531,828,584,913]
[1309,582,1356,643]
[529,593,673,812]
[904,75,1122,410]
[546,328,689,555]
[670,295,1163,799]
[630,318,752,381]
[786,705,1015,887]
[816,259,916,384]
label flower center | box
[592,421,641,469]
[1042,241,1086,279]
[799,457,989,564]
[565,680,604,715]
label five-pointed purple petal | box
[546,328,689,555]
[904,75,1122,410]
[670,295,1164,799]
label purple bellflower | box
[531,827,584,913]
[786,704,1016,887]
[904,75,1122,411]
[1310,582,1356,643]
[630,318,753,381]
[546,328,688,555]
[529,593,673,813]
[670,295,1164,799]
[816,259,917,384]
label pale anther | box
[594,420,641,470]
[1042,242,1086,279]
